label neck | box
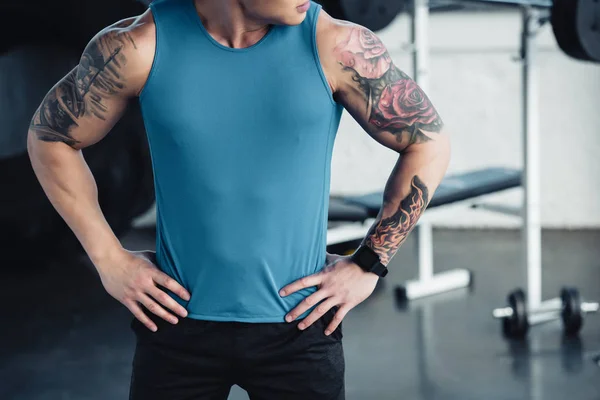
[194,0,271,49]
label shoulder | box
[314,9,388,93]
[314,8,346,51]
[82,9,156,96]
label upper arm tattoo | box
[334,27,443,146]
[29,27,137,147]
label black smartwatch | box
[350,245,388,278]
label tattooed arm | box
[280,14,450,334]
[321,16,450,266]
[27,13,155,262]
[27,12,191,332]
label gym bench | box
[327,167,522,301]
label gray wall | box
[330,10,600,228]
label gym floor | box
[2,228,599,400]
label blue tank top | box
[139,0,343,322]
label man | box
[27,0,450,398]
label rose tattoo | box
[334,28,392,79]
[369,79,440,130]
[335,26,443,145]
[333,28,446,270]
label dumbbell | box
[493,287,599,338]
[559,287,599,336]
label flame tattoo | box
[364,175,429,265]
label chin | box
[279,13,308,26]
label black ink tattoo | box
[29,28,136,146]
[363,175,429,265]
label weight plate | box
[503,288,529,339]
[552,0,600,62]
[552,0,587,60]
[561,287,583,336]
[339,0,404,32]
[575,0,600,62]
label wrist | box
[350,245,389,278]
[89,242,129,274]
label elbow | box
[436,131,451,173]
[437,131,451,162]
[26,130,53,172]
[26,130,38,164]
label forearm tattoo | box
[29,28,136,147]
[363,175,429,265]
[334,27,443,146]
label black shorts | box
[129,307,345,400]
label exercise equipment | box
[485,3,598,337]
[318,0,600,60]
[494,289,530,338]
[318,0,406,32]
[326,0,599,316]
[326,167,522,299]
[470,0,600,62]
[328,197,370,222]
[0,1,154,262]
[494,289,531,338]
[395,0,599,335]
[339,168,521,214]
[493,287,599,337]
[325,0,524,299]
[552,0,600,62]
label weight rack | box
[410,0,598,335]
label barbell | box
[317,0,600,62]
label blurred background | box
[1,0,599,399]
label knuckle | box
[303,297,313,305]
[157,292,170,304]
[132,275,145,287]
[316,305,328,314]
[145,279,157,290]
[123,287,135,299]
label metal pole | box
[521,7,542,310]
[412,0,433,281]
[411,0,430,91]
[417,221,434,280]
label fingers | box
[127,301,158,332]
[138,292,179,325]
[148,286,189,318]
[285,289,329,322]
[279,273,323,297]
[297,298,339,331]
[325,306,350,336]
[152,271,191,301]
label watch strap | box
[351,245,389,278]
